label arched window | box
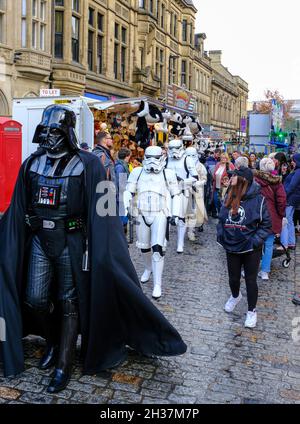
[0,89,9,115]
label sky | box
[194,0,300,101]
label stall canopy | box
[91,96,199,117]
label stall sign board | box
[166,84,196,113]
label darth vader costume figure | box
[0,105,186,393]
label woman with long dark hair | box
[217,167,272,328]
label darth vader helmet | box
[32,104,79,156]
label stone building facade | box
[209,50,248,140]
[0,0,248,139]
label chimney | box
[209,50,222,63]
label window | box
[88,7,94,26]
[122,27,126,43]
[155,47,164,81]
[88,30,93,70]
[97,34,103,74]
[32,21,37,48]
[72,16,79,62]
[182,19,187,42]
[32,0,37,17]
[88,9,104,74]
[72,0,79,12]
[149,0,153,14]
[54,11,63,57]
[121,46,126,81]
[181,60,186,86]
[97,12,104,74]
[22,0,27,15]
[169,56,176,85]
[20,0,48,51]
[0,0,6,44]
[97,13,103,31]
[40,24,45,49]
[114,24,127,81]
[139,0,145,8]
[115,23,119,39]
[173,15,177,37]
[40,0,46,20]
[190,23,193,45]
[114,43,118,79]
[188,62,192,90]
[55,0,63,5]
[170,12,173,34]
[157,0,159,19]
[161,4,164,28]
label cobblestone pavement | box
[1,220,300,404]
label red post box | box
[0,118,22,214]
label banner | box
[166,84,196,112]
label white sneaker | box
[224,292,242,313]
[259,271,269,280]
[245,310,257,328]
[241,270,245,278]
[141,269,151,283]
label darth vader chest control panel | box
[36,184,61,208]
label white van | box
[12,96,95,162]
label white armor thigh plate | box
[178,193,189,219]
[136,212,168,249]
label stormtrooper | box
[124,146,180,299]
[185,147,208,241]
[166,139,199,253]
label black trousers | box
[226,248,262,312]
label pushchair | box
[272,235,292,268]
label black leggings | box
[226,249,262,312]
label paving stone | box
[0,222,298,403]
[0,387,21,400]
[18,392,54,404]
[111,390,142,403]
[15,382,44,393]
[71,391,108,404]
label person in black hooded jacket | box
[217,167,272,328]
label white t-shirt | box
[215,165,226,189]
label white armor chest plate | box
[137,171,169,213]
[167,156,187,180]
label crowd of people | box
[86,132,300,329]
[1,103,299,395]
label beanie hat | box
[260,157,275,172]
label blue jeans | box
[26,236,77,311]
[281,206,296,247]
[261,234,275,273]
[213,189,221,213]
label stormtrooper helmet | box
[185,146,199,164]
[168,139,185,159]
[143,146,166,173]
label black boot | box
[26,304,58,370]
[47,300,78,394]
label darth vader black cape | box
[0,148,186,377]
